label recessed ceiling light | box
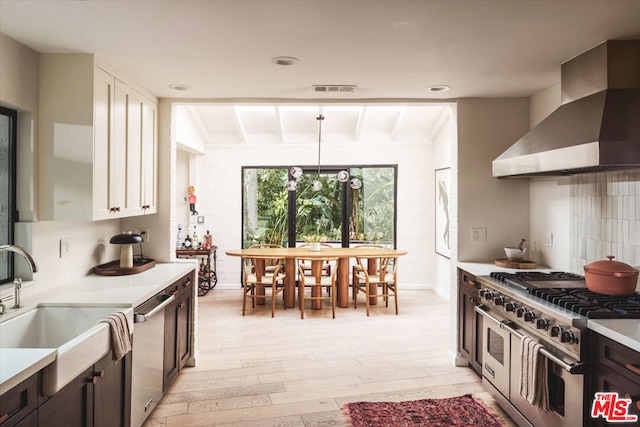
[272,56,299,66]
[427,85,451,93]
[169,84,191,91]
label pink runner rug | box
[343,394,504,426]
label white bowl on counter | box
[504,247,527,261]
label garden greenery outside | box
[243,167,395,247]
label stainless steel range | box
[475,271,640,427]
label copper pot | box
[583,256,639,296]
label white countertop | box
[456,261,640,354]
[0,349,57,392]
[456,261,552,277]
[0,262,195,395]
[588,319,640,353]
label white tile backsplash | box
[570,169,640,271]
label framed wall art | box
[435,167,451,258]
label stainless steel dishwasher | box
[131,291,175,427]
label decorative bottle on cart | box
[203,230,212,249]
[192,226,199,248]
[176,224,184,249]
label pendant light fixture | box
[286,113,352,191]
[311,114,324,191]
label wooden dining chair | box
[296,256,339,319]
[298,242,333,276]
[351,244,386,301]
[241,255,286,317]
[248,243,283,274]
[353,255,398,316]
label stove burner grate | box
[532,288,640,319]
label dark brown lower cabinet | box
[457,269,483,376]
[38,352,131,427]
[590,332,640,427]
[163,272,194,391]
[0,373,38,427]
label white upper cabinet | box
[39,54,157,221]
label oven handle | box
[474,305,586,375]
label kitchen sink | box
[0,304,133,396]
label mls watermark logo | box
[591,392,638,422]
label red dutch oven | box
[583,256,639,296]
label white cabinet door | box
[140,98,157,214]
[93,67,115,220]
[126,89,143,214]
[112,79,129,215]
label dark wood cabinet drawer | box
[0,373,38,427]
[592,333,640,384]
[459,270,479,289]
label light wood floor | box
[143,288,516,426]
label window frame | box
[0,106,18,284]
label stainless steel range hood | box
[493,40,640,178]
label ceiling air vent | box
[312,85,356,93]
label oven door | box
[480,308,512,399]
[510,334,584,427]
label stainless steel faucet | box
[0,245,38,309]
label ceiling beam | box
[275,106,284,143]
[390,107,406,142]
[353,106,366,142]
[232,106,248,144]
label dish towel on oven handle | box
[98,312,132,361]
[519,335,550,410]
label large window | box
[242,165,397,248]
[0,107,17,284]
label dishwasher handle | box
[134,294,176,323]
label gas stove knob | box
[560,330,577,344]
[550,325,563,337]
[493,296,506,306]
[523,311,537,322]
[516,307,526,318]
[482,290,495,301]
[504,302,518,312]
[536,318,550,330]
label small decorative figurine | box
[188,185,198,215]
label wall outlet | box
[471,227,487,243]
[134,228,150,243]
[60,238,71,258]
[546,232,553,247]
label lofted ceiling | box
[1,1,639,145]
[179,103,452,145]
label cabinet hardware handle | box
[0,414,9,423]
[624,394,640,410]
[625,363,640,376]
[94,370,105,378]
[88,376,98,384]
[179,301,186,309]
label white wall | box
[431,107,456,300]
[456,98,531,262]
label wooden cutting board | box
[494,258,537,269]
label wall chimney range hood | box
[493,40,640,178]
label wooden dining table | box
[225,247,408,308]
